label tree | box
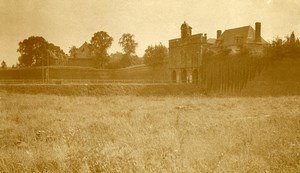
[290,32,296,44]
[107,52,123,69]
[265,32,300,62]
[1,60,7,69]
[143,43,168,66]
[119,33,138,55]
[17,36,67,67]
[107,52,143,69]
[118,33,138,68]
[90,31,113,68]
[69,46,77,58]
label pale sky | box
[1,0,300,66]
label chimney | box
[255,22,261,42]
[204,33,207,43]
[217,30,222,39]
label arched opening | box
[181,70,187,83]
[171,71,176,83]
[192,69,198,84]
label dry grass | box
[0,91,299,172]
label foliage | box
[120,54,132,68]
[130,55,144,66]
[90,31,113,68]
[1,60,7,69]
[201,45,265,92]
[106,52,123,69]
[119,33,138,55]
[118,33,139,68]
[17,36,67,67]
[143,43,168,66]
[69,46,77,58]
[107,52,143,69]
[264,32,300,62]
[202,47,232,64]
[200,32,300,93]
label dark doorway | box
[172,71,176,83]
[181,70,187,83]
[192,69,198,84]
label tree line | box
[6,31,168,69]
[201,32,300,92]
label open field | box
[0,92,299,172]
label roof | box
[218,25,268,46]
[78,42,92,51]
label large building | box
[169,21,268,83]
[169,22,209,83]
[215,22,268,54]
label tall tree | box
[90,31,113,68]
[118,33,138,67]
[119,33,138,55]
[144,43,168,66]
[1,60,7,69]
[17,36,67,67]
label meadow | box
[0,91,299,172]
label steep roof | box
[218,25,267,46]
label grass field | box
[0,91,299,172]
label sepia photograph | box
[0,0,299,172]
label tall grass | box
[0,92,299,172]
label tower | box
[181,21,192,39]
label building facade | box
[169,22,209,83]
[169,22,268,83]
[215,22,268,54]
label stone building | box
[215,22,268,54]
[169,22,209,83]
[168,22,268,83]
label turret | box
[181,21,192,39]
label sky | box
[0,0,300,66]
